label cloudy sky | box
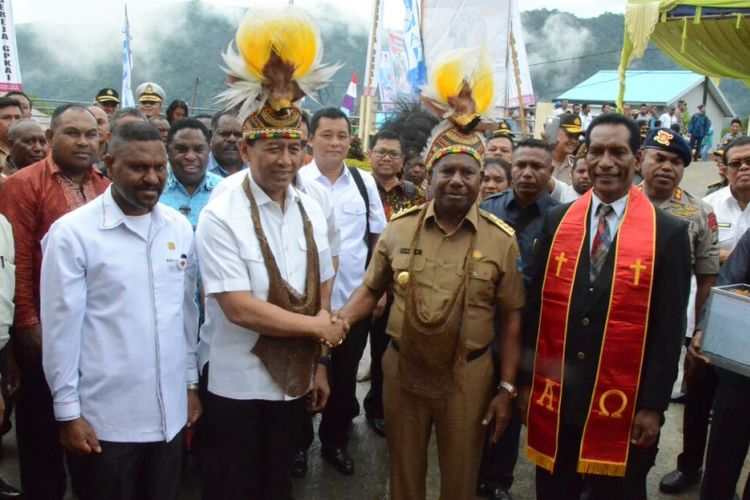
[15,0,626,28]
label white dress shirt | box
[703,185,750,253]
[579,112,593,132]
[196,173,335,401]
[659,112,679,128]
[211,169,341,257]
[589,192,628,253]
[40,187,199,443]
[298,161,387,309]
[0,214,13,349]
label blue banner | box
[121,6,135,108]
[402,0,426,96]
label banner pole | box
[509,7,527,139]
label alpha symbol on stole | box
[629,259,646,286]
[535,378,557,411]
[554,252,568,277]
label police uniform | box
[363,203,525,499]
[553,114,584,184]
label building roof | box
[557,70,735,116]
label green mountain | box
[16,3,750,117]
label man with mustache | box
[0,104,110,500]
[479,139,557,500]
[208,112,247,178]
[522,113,691,500]
[160,118,221,230]
[636,128,720,496]
[40,121,200,500]
[6,120,47,174]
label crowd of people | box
[0,7,749,500]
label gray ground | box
[2,162,746,499]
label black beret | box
[643,127,691,167]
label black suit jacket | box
[522,200,691,426]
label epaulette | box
[479,209,515,237]
[390,205,422,221]
[707,181,723,188]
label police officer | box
[135,82,166,118]
[636,128,721,495]
[706,138,731,196]
[335,141,526,499]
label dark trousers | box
[364,296,393,420]
[700,373,750,500]
[0,345,14,437]
[478,346,521,491]
[689,135,704,160]
[14,353,66,500]
[201,391,305,500]
[677,362,717,474]
[298,319,370,450]
[66,429,184,500]
[535,423,657,500]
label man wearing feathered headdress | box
[194,8,347,498]
[334,48,525,499]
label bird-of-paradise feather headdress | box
[218,7,341,141]
[420,47,494,169]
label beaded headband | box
[426,145,483,170]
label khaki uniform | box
[656,187,720,276]
[364,201,525,500]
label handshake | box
[311,310,350,348]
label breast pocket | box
[238,245,269,293]
[462,261,497,305]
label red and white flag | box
[340,71,358,116]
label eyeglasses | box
[372,149,403,159]
[726,156,750,170]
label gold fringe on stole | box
[577,459,628,477]
[526,447,556,473]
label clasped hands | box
[312,310,350,348]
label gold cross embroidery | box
[629,259,646,286]
[555,252,568,277]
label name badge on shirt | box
[178,254,188,270]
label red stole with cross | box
[526,186,656,477]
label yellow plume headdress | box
[218,7,341,140]
[421,48,494,169]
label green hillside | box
[15,3,750,117]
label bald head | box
[8,119,47,168]
[88,105,110,152]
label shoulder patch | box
[391,204,422,220]
[479,209,515,237]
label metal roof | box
[557,70,736,116]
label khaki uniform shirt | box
[657,187,720,276]
[363,201,526,350]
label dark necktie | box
[590,203,613,281]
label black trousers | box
[478,345,521,491]
[298,318,370,450]
[677,362,717,474]
[535,423,657,500]
[14,352,66,500]
[700,372,750,500]
[201,392,306,500]
[363,296,393,420]
[66,429,184,500]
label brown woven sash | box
[242,176,321,398]
[398,204,476,398]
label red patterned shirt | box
[0,156,110,328]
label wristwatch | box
[318,354,332,367]
[187,383,199,391]
[497,381,518,399]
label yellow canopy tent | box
[617,0,750,110]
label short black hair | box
[165,99,189,124]
[310,108,350,136]
[108,121,162,156]
[371,129,402,150]
[731,118,742,126]
[0,97,22,113]
[167,117,210,144]
[584,113,641,155]
[483,156,511,181]
[514,138,552,153]
[723,136,750,162]
[300,110,311,133]
[210,111,237,133]
[49,103,93,131]
[4,91,31,110]
[109,107,147,132]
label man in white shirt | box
[659,106,678,129]
[579,103,593,132]
[704,136,750,263]
[297,108,387,476]
[40,122,201,500]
